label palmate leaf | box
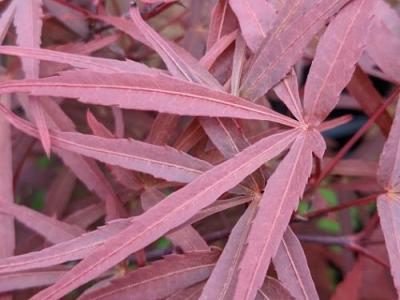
[1,1,395,298]
[0,105,212,184]
[79,251,219,300]
[29,129,299,300]
[233,130,325,300]
[129,4,274,194]
[129,4,269,173]
[129,3,276,182]
[0,71,297,127]
[240,0,352,101]
[303,0,377,124]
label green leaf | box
[154,237,172,250]
[319,188,338,206]
[30,190,45,211]
[317,218,340,234]
[36,155,51,170]
[297,200,310,214]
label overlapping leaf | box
[256,277,295,300]
[240,0,352,101]
[207,0,238,49]
[0,71,297,126]
[129,3,274,175]
[29,129,298,299]
[0,201,84,244]
[0,1,397,298]
[0,46,152,74]
[0,218,131,275]
[377,194,400,295]
[274,69,304,122]
[303,0,377,124]
[0,96,14,262]
[14,0,51,155]
[0,1,16,42]
[229,0,276,52]
[273,227,319,299]
[0,268,66,293]
[0,194,249,276]
[87,111,142,191]
[377,101,400,294]
[377,102,400,191]
[140,187,209,251]
[79,251,219,300]
[129,6,220,87]
[0,105,212,184]
[233,130,325,300]
[200,201,258,299]
[367,20,400,84]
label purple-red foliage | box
[0,0,399,299]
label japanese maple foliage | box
[0,0,399,299]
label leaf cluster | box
[0,0,399,299]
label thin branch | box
[313,87,400,188]
[304,194,379,220]
[298,234,389,269]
